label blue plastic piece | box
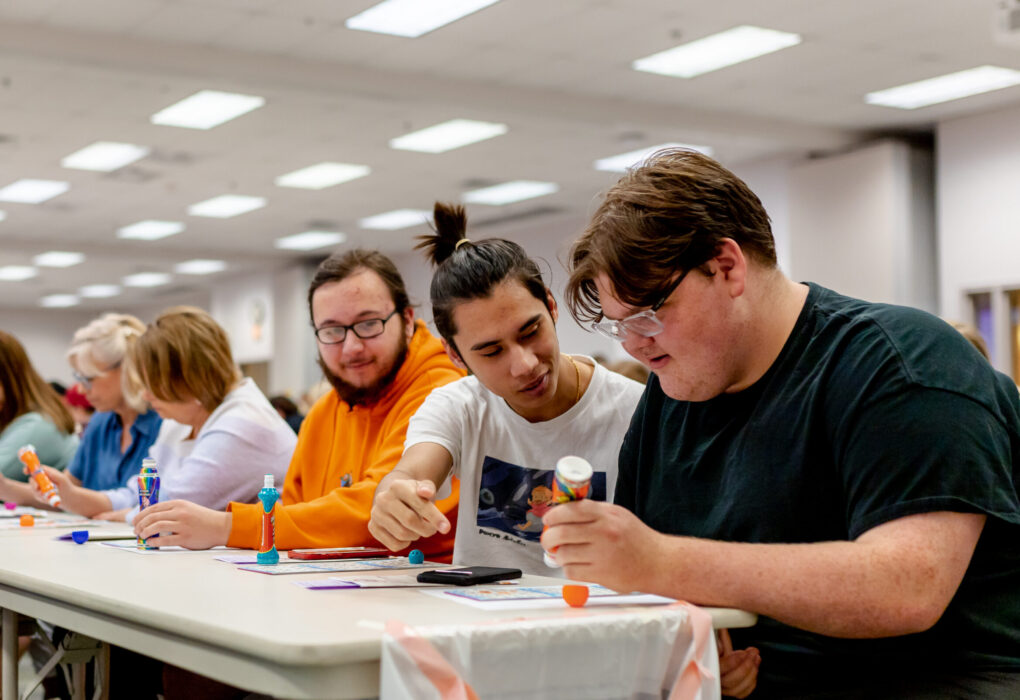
[408,549,424,565]
[71,530,89,544]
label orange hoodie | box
[226,321,462,558]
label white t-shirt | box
[404,357,644,575]
[104,378,296,523]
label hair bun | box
[416,202,468,267]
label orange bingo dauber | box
[18,445,62,508]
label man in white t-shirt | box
[369,203,643,575]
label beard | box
[318,332,409,407]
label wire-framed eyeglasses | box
[71,360,122,390]
[591,270,689,342]
[314,309,399,345]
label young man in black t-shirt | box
[542,148,1020,698]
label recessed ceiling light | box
[123,272,172,288]
[275,231,348,251]
[0,266,38,281]
[60,141,151,172]
[359,209,431,230]
[33,251,85,268]
[40,294,79,308]
[78,284,122,298]
[117,220,185,241]
[390,119,508,153]
[188,195,266,218]
[0,210,6,222]
[594,142,716,173]
[151,90,266,130]
[274,162,371,190]
[462,181,559,205]
[174,259,227,275]
[346,0,501,38]
[633,25,801,79]
[0,179,70,204]
[865,65,1020,109]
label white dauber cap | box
[555,456,593,483]
[264,474,275,489]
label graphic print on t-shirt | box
[477,456,607,542]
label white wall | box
[937,102,1020,372]
[0,309,95,384]
[787,140,936,311]
[208,264,319,400]
[733,156,794,274]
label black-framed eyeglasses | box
[591,269,690,342]
[314,309,400,345]
[72,360,122,390]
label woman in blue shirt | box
[0,314,161,504]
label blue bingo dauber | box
[71,530,89,544]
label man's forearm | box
[644,512,984,638]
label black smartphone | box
[416,566,522,586]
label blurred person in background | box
[269,394,304,434]
[0,330,77,490]
[0,315,162,505]
[33,307,294,523]
[63,383,95,435]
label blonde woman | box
[0,331,78,499]
[35,307,295,523]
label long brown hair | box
[565,148,776,323]
[0,330,74,434]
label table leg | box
[2,608,18,700]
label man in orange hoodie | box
[133,250,462,560]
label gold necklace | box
[567,355,581,406]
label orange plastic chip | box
[19,514,34,527]
[562,584,589,608]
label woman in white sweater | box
[34,307,295,523]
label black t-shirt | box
[616,283,1020,697]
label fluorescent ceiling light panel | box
[117,220,185,241]
[33,251,85,268]
[123,272,171,288]
[275,231,347,251]
[865,65,1020,110]
[188,195,266,218]
[462,180,559,205]
[275,162,371,190]
[40,294,79,308]
[78,284,121,298]
[61,141,150,172]
[174,259,227,275]
[359,209,431,230]
[346,0,501,38]
[390,119,508,153]
[594,142,715,173]
[633,25,801,79]
[0,266,38,281]
[151,90,265,130]
[0,179,70,204]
